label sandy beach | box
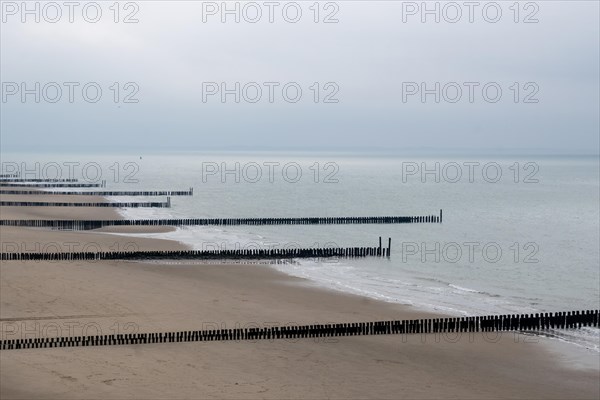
[1,194,599,399]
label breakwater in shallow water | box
[0,211,443,230]
[0,188,193,196]
[0,199,171,208]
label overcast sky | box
[1,1,598,154]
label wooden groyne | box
[1,310,597,350]
[0,211,443,230]
[0,178,79,182]
[1,238,392,261]
[0,180,107,188]
[0,198,171,208]
[0,188,194,196]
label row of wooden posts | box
[0,180,107,188]
[0,212,443,230]
[1,310,597,351]
[0,198,172,208]
[0,189,194,196]
[1,239,393,260]
[0,178,79,182]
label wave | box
[448,284,501,298]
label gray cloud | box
[1,1,598,154]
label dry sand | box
[1,195,599,399]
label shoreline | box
[99,211,600,356]
[2,196,599,346]
[0,194,599,398]
[3,196,599,353]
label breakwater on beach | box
[0,238,393,260]
[2,310,597,351]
